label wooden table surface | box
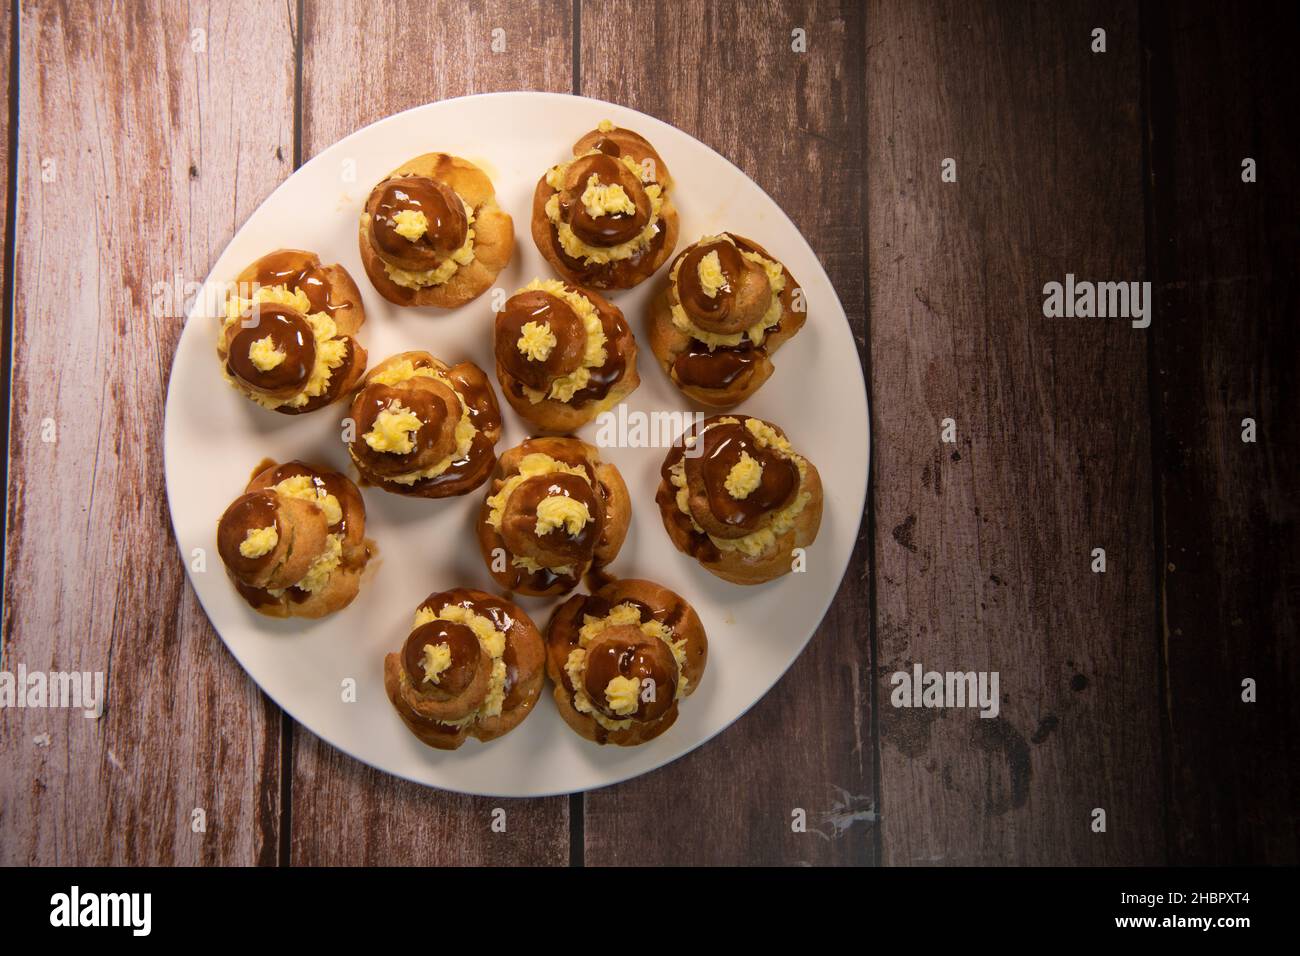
[1,0,1294,866]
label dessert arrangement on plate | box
[204,117,826,756]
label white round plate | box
[164,92,869,796]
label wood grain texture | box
[289,0,574,866]
[0,0,295,864]
[0,0,11,379]
[579,0,874,866]
[1145,0,1300,864]
[867,0,1163,864]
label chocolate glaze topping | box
[402,620,481,696]
[252,250,346,317]
[279,338,362,416]
[673,342,761,390]
[677,239,747,321]
[561,154,649,247]
[367,176,468,266]
[355,360,501,496]
[553,220,666,289]
[350,382,455,479]
[502,472,603,565]
[227,305,316,393]
[685,421,799,531]
[495,291,588,389]
[582,627,678,722]
[217,491,280,575]
[659,442,720,563]
[497,290,632,406]
[424,590,527,709]
[568,307,630,406]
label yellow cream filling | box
[223,283,309,329]
[580,174,636,218]
[223,285,347,409]
[291,533,343,594]
[724,451,763,499]
[517,321,557,362]
[358,361,475,484]
[272,475,342,526]
[697,250,729,298]
[672,418,811,558]
[515,279,607,405]
[511,554,575,577]
[419,642,452,684]
[239,525,278,559]
[392,209,429,242]
[534,495,591,536]
[248,335,286,371]
[410,603,508,723]
[485,452,590,531]
[564,602,688,731]
[373,199,476,289]
[669,237,787,349]
[364,401,422,455]
[604,676,641,716]
[545,152,664,265]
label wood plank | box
[290,0,573,866]
[579,0,874,866]
[0,0,294,864]
[1145,0,1300,864]
[0,0,11,379]
[867,0,1163,864]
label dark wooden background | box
[0,0,1294,866]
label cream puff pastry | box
[546,578,707,746]
[218,250,367,413]
[477,437,630,597]
[648,233,805,406]
[347,351,502,498]
[384,588,545,750]
[358,153,513,308]
[657,415,823,585]
[493,279,639,432]
[531,122,678,290]
[217,459,372,618]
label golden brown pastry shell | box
[494,284,641,432]
[475,437,630,597]
[530,126,678,290]
[544,578,707,746]
[647,234,805,408]
[221,459,372,619]
[218,249,368,415]
[347,351,503,499]
[656,418,824,585]
[358,153,514,308]
[383,588,545,750]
